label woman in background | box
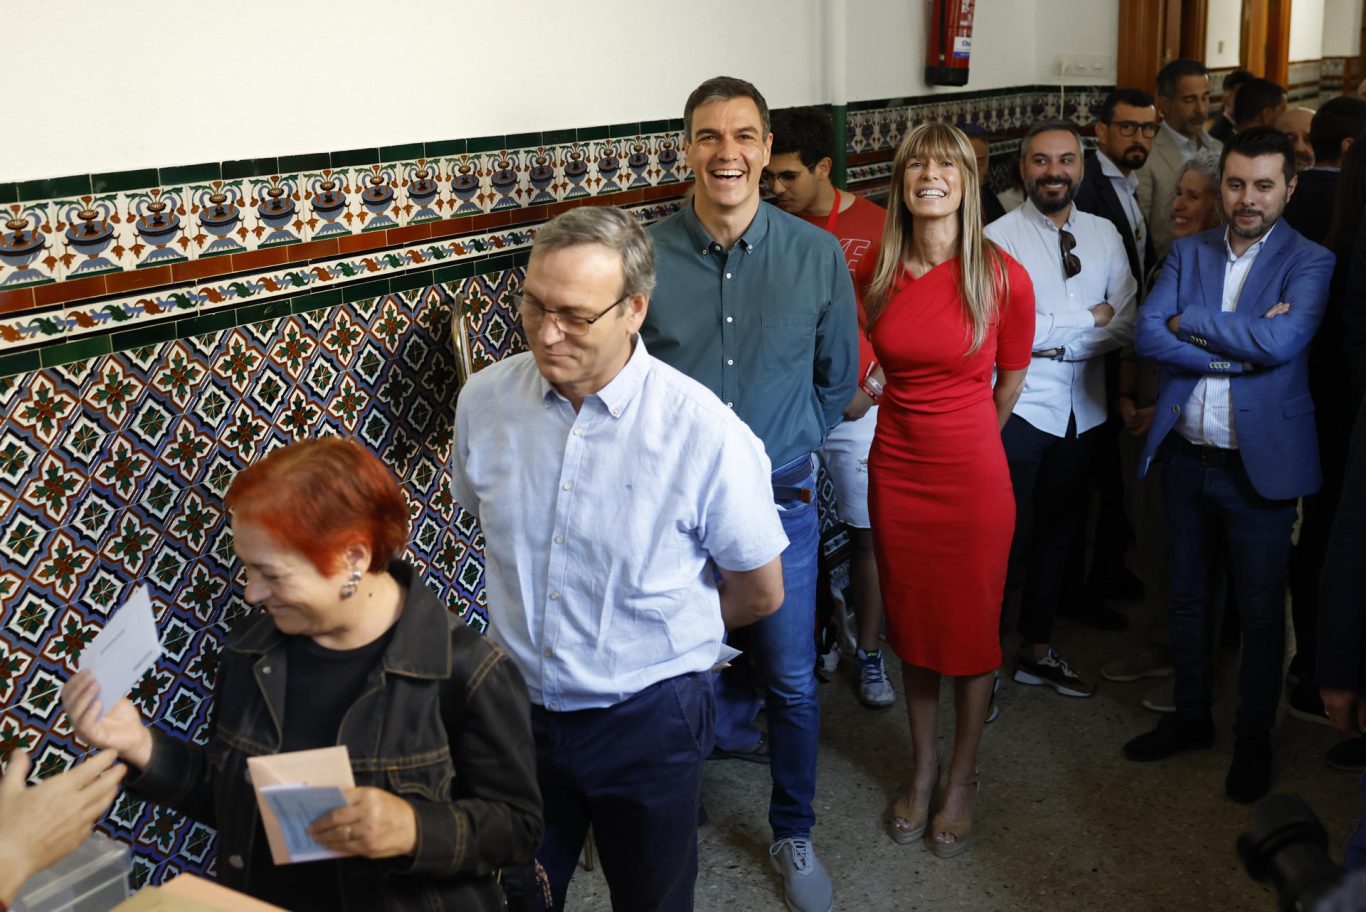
[64,438,541,911]
[865,122,1034,858]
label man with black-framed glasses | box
[985,119,1138,700]
[452,205,790,910]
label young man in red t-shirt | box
[764,106,892,708]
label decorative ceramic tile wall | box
[0,82,1109,888]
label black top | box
[250,625,398,911]
[980,185,1007,226]
[1073,151,1155,286]
[1282,168,1339,247]
[282,626,397,751]
[126,560,542,912]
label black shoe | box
[1060,596,1129,631]
[1226,733,1273,804]
[1327,736,1366,772]
[1286,686,1329,726]
[1123,713,1216,761]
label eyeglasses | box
[511,292,627,336]
[1106,120,1159,138]
[1059,229,1082,279]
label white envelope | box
[246,746,355,865]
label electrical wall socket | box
[1054,53,1113,77]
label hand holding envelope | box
[247,747,419,864]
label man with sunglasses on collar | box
[985,119,1138,700]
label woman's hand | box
[0,750,125,904]
[309,787,418,859]
[61,671,154,769]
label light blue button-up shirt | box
[985,199,1137,436]
[1175,224,1276,449]
[450,338,789,710]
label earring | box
[339,568,362,600]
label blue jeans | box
[1160,437,1297,735]
[532,673,714,912]
[713,456,820,840]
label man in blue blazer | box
[1122,128,1335,804]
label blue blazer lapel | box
[1235,224,1292,316]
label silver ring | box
[345,825,353,840]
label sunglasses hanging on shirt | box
[1059,228,1082,280]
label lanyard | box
[824,189,841,233]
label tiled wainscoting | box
[3,81,1127,886]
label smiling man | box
[451,206,788,910]
[1124,127,1334,804]
[641,76,856,912]
[985,119,1137,700]
[1137,59,1222,260]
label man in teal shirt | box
[641,75,857,912]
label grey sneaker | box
[769,837,833,912]
[1101,646,1173,683]
[857,649,895,708]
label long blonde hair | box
[864,122,1009,355]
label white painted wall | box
[3,0,1118,183]
[1205,0,1244,68]
[1322,0,1365,57]
[1034,0,1120,84]
[1289,0,1327,61]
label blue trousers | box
[713,456,820,840]
[532,673,714,912]
[1160,437,1297,735]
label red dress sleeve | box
[995,254,1035,371]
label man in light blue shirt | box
[450,206,787,911]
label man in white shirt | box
[450,206,788,910]
[1136,59,1221,260]
[985,120,1137,698]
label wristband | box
[861,375,884,401]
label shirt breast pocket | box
[760,313,817,375]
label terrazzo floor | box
[564,617,1357,911]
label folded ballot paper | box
[78,584,163,720]
[247,746,355,865]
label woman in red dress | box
[865,123,1034,857]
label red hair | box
[225,438,409,575]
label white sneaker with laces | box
[769,837,834,912]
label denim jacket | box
[126,562,543,911]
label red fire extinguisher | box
[926,0,975,87]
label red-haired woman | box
[63,438,542,911]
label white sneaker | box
[856,649,895,708]
[769,837,834,912]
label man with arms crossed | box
[1123,128,1333,804]
[642,76,857,912]
[451,206,788,910]
[985,120,1138,699]
[764,105,893,709]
